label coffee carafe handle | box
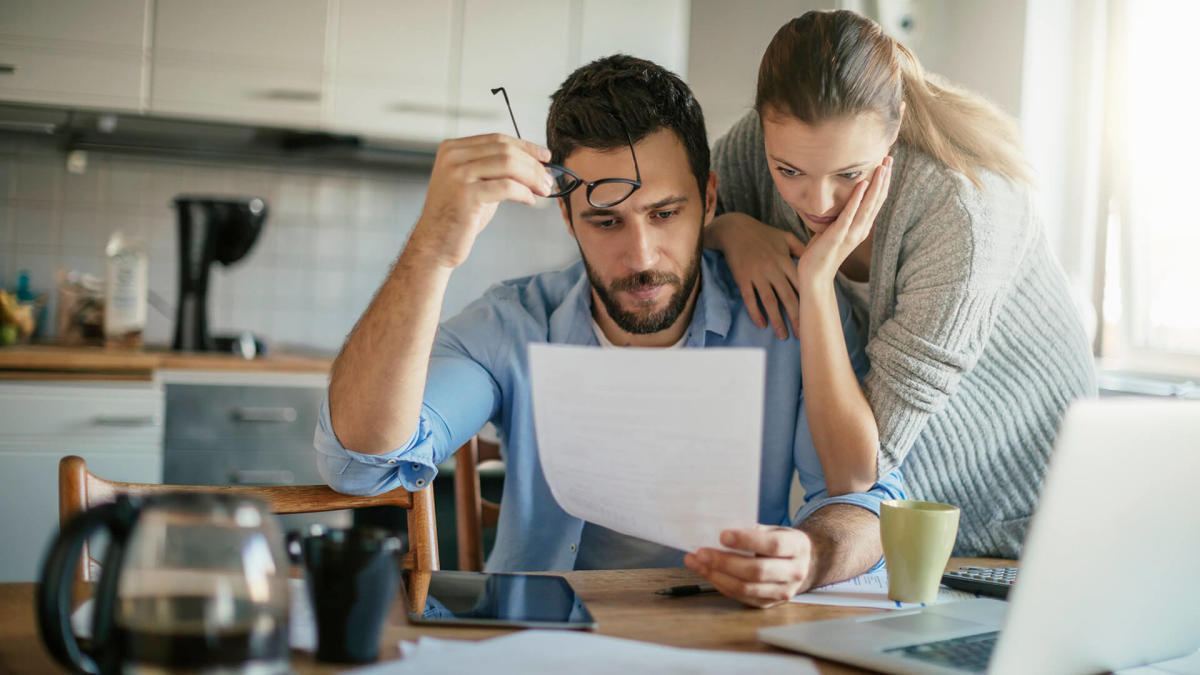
[36,496,141,675]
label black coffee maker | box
[172,196,268,353]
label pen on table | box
[655,583,718,597]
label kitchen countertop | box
[0,344,333,379]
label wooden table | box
[0,559,1010,674]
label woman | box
[707,10,1096,558]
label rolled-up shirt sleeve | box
[314,321,505,496]
[792,469,904,573]
[314,394,439,495]
[792,469,905,525]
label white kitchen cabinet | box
[150,0,328,128]
[0,0,148,111]
[578,0,689,80]
[453,0,691,147]
[0,0,693,146]
[454,0,574,147]
[327,0,455,144]
[0,381,163,583]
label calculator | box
[940,566,1018,599]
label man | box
[316,55,903,608]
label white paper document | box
[348,630,818,674]
[790,570,981,610]
[528,344,765,553]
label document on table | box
[528,344,765,553]
[791,570,980,610]
[348,630,818,674]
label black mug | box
[287,525,404,664]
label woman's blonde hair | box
[755,10,1030,187]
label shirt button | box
[415,478,426,488]
[569,543,577,552]
[386,459,397,465]
[411,463,421,470]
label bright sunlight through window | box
[1120,1,1200,356]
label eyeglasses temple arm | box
[490,87,522,140]
[624,127,641,182]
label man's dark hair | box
[547,55,709,211]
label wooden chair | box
[59,455,439,583]
[453,436,502,571]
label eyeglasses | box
[491,86,642,208]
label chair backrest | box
[453,436,501,571]
[59,455,439,583]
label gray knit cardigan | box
[713,111,1097,558]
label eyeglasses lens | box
[546,165,579,198]
[587,181,637,208]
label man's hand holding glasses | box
[409,133,554,270]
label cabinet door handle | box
[232,406,298,423]
[228,469,295,485]
[91,415,159,427]
[0,64,16,75]
[257,88,320,102]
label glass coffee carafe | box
[38,493,290,674]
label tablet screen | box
[406,571,597,630]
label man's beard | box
[584,245,702,335]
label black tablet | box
[405,571,597,630]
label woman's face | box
[761,109,897,235]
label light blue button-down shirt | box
[315,251,904,572]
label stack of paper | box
[791,570,979,610]
[349,630,817,674]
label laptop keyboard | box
[884,631,999,672]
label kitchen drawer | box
[164,442,324,485]
[0,382,163,446]
[164,384,322,443]
[165,448,324,486]
[163,446,348,534]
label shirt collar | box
[547,251,734,347]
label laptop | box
[759,398,1200,674]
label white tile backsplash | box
[0,156,14,201]
[107,164,153,209]
[15,160,61,202]
[275,173,315,217]
[0,203,12,250]
[62,159,109,205]
[3,133,580,352]
[13,204,60,247]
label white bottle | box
[104,232,148,346]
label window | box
[1096,0,1200,372]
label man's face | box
[559,128,717,335]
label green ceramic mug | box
[880,499,960,603]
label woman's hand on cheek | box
[706,213,807,339]
[796,156,892,285]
